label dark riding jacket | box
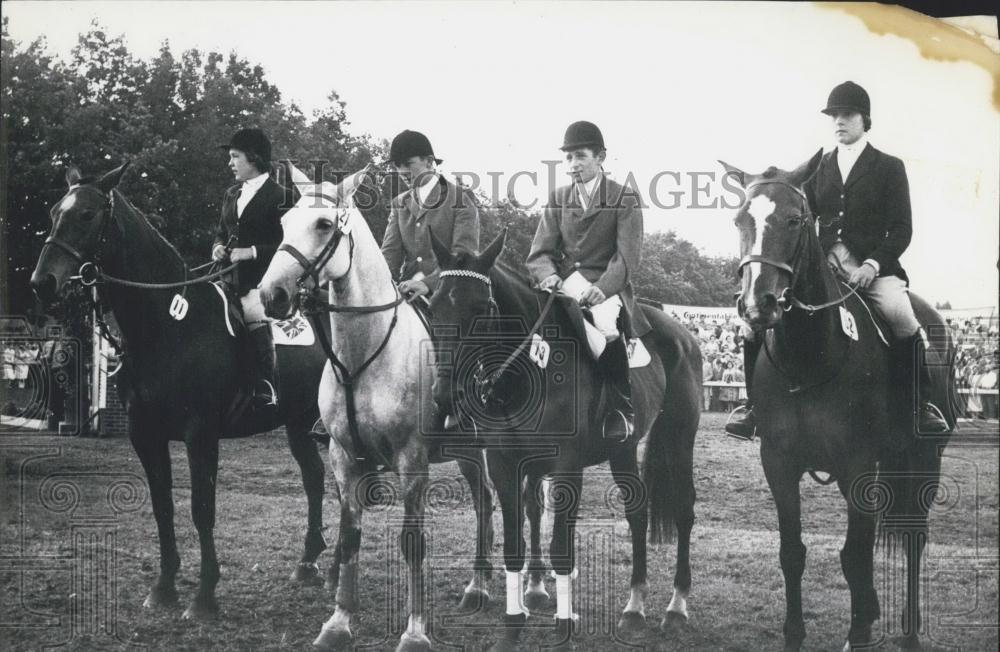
[804,144,912,283]
[212,177,289,295]
[527,175,651,338]
[381,175,480,294]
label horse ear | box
[718,160,746,188]
[428,228,453,268]
[336,163,376,206]
[284,160,317,198]
[66,166,83,187]
[479,229,507,269]
[788,149,824,187]
[97,161,130,193]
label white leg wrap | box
[506,570,526,615]
[666,587,689,619]
[555,573,573,620]
[405,614,426,637]
[624,585,647,616]
[322,605,352,632]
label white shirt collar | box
[414,171,440,205]
[241,172,269,191]
[576,171,603,207]
[837,134,868,155]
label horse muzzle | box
[260,285,295,320]
[30,271,63,307]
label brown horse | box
[721,153,959,651]
[427,230,702,651]
[30,162,335,620]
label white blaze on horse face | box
[743,193,776,313]
[58,192,78,213]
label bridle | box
[437,269,556,409]
[275,193,404,470]
[737,179,852,315]
[42,186,118,287]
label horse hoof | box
[844,624,873,650]
[395,632,432,652]
[458,588,490,611]
[523,588,550,611]
[661,610,688,631]
[142,585,178,609]
[181,596,219,621]
[290,562,322,585]
[313,627,352,651]
[617,611,646,638]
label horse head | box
[720,150,822,330]
[427,228,506,417]
[31,162,131,306]
[260,162,375,319]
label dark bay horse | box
[427,231,701,651]
[720,153,959,651]
[259,165,496,652]
[30,162,333,620]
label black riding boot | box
[910,330,949,435]
[725,334,760,440]
[600,337,634,442]
[250,326,278,410]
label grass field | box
[1,413,997,651]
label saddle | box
[552,294,651,368]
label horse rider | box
[212,127,288,413]
[526,120,650,442]
[726,81,950,439]
[381,130,480,302]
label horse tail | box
[642,308,702,545]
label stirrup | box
[309,418,328,437]
[724,405,756,441]
[603,409,634,442]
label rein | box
[439,269,558,402]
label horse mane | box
[109,187,186,267]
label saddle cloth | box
[211,281,314,346]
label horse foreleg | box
[457,455,494,611]
[396,455,432,652]
[487,455,528,652]
[609,448,648,638]
[133,433,179,609]
[762,449,806,651]
[286,423,327,584]
[548,472,582,648]
[182,432,221,620]
[314,455,363,652]
[523,473,550,611]
[837,474,880,650]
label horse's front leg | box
[548,471,583,650]
[182,428,221,620]
[761,446,806,651]
[286,420,328,585]
[314,450,364,652]
[487,454,528,652]
[523,473,550,610]
[837,472,880,651]
[395,443,432,652]
[456,454,494,611]
[132,428,179,610]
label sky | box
[5,1,999,309]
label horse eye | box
[315,219,334,231]
[787,217,802,228]
[79,210,97,222]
